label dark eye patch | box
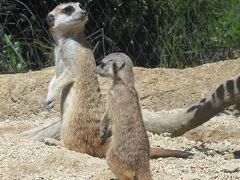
[113,62,118,74]
[63,5,75,15]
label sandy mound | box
[1,59,240,179]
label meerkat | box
[97,53,152,180]
[43,2,108,156]
[43,2,192,158]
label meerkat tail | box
[23,72,240,140]
[143,75,240,137]
[21,117,61,141]
[23,73,239,141]
[150,147,193,159]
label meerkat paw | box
[42,99,55,111]
[44,137,60,146]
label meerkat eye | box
[63,6,75,15]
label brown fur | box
[98,53,152,179]
[59,46,107,157]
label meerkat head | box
[97,53,134,81]
[46,2,88,40]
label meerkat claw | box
[43,100,54,111]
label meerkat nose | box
[82,10,88,16]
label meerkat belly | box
[110,92,150,157]
[112,118,149,150]
[60,79,102,152]
[111,126,150,169]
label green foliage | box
[103,0,240,68]
[1,0,240,73]
[212,0,240,48]
[0,0,55,74]
[0,30,27,73]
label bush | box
[1,0,240,73]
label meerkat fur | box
[98,53,152,180]
[43,2,109,156]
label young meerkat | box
[97,53,152,180]
[43,2,192,159]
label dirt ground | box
[1,59,240,179]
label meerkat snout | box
[81,10,88,16]
[97,53,132,77]
[97,60,120,77]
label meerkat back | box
[97,53,152,180]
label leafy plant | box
[1,0,240,73]
[0,30,27,73]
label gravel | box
[1,112,240,179]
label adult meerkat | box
[43,2,192,158]
[98,53,152,180]
[43,2,108,156]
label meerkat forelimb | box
[43,67,76,110]
[43,74,56,111]
[98,53,153,180]
[99,111,111,144]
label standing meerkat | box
[43,2,192,158]
[97,53,152,180]
[43,2,108,156]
